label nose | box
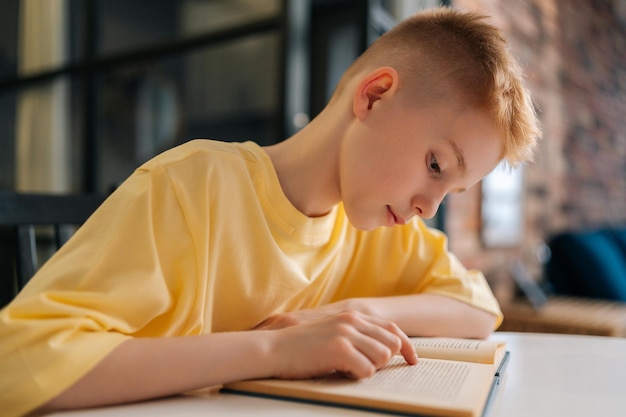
[412,194,444,220]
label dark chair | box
[0,191,105,307]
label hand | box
[268,310,418,380]
[254,300,355,330]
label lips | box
[386,206,406,226]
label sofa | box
[545,228,626,302]
[498,227,626,337]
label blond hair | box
[334,7,541,166]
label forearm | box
[42,312,418,412]
[42,331,277,411]
[344,294,498,339]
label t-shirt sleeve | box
[407,222,503,325]
[331,219,502,327]
[0,166,201,417]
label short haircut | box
[333,7,541,166]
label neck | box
[263,105,350,217]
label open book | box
[223,337,509,417]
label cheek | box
[340,125,424,199]
[340,139,382,190]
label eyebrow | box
[447,139,467,175]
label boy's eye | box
[429,154,441,175]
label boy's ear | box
[353,66,398,119]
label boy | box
[0,7,540,416]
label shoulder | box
[137,140,277,206]
[132,139,272,188]
[140,139,264,170]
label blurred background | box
[1,0,625,327]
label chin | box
[343,205,384,232]
[346,217,381,232]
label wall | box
[444,0,626,301]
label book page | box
[411,337,506,365]
[226,356,496,417]
[314,357,472,401]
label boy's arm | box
[256,294,498,339]
[353,293,498,338]
[40,311,417,412]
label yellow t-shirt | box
[0,139,501,417]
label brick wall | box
[444,0,626,300]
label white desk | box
[47,332,626,417]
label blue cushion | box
[610,229,626,257]
[547,230,626,301]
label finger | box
[332,312,407,370]
[350,313,418,365]
[312,312,393,376]
[331,339,378,379]
[398,333,419,365]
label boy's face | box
[339,95,503,231]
